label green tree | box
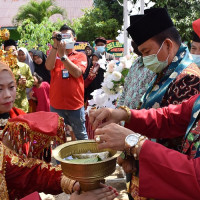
[94,0,124,27]
[149,0,200,42]
[73,8,119,43]
[13,0,66,25]
[94,0,200,43]
[17,17,71,53]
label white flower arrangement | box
[87,54,137,112]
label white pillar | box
[123,0,129,56]
[140,0,144,14]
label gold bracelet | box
[117,106,131,122]
[61,175,76,194]
[131,136,147,160]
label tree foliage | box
[94,0,200,43]
[73,8,119,43]
[150,0,200,42]
[17,17,71,53]
[94,0,123,27]
[13,0,66,25]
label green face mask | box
[143,42,169,73]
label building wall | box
[0,0,93,28]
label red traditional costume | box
[2,111,66,161]
[0,141,75,200]
[125,94,200,199]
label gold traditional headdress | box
[0,28,18,68]
[0,49,18,68]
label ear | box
[165,39,173,52]
[74,37,77,42]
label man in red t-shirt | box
[46,24,88,140]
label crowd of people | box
[0,7,200,200]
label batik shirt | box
[11,62,34,112]
[117,57,155,109]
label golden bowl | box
[53,140,118,191]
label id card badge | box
[62,69,69,79]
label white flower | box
[119,56,127,64]
[102,86,114,95]
[106,81,114,89]
[104,73,113,82]
[125,60,132,69]
[107,60,115,73]
[93,93,108,106]
[114,64,123,72]
[112,71,122,81]
[98,55,107,70]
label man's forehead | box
[191,41,200,47]
[138,39,158,52]
[61,30,72,34]
[5,45,16,51]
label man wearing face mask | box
[46,24,88,140]
[94,37,115,61]
[190,18,200,68]
[118,8,200,199]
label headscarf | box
[18,47,35,74]
[29,48,36,55]
[33,50,51,83]
[85,45,94,57]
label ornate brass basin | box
[53,140,118,191]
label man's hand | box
[94,123,134,151]
[89,108,128,130]
[57,40,66,58]
[117,156,137,174]
[18,76,26,86]
[52,31,60,49]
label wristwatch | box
[61,55,67,62]
[125,133,141,156]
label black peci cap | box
[127,8,174,46]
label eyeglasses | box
[62,33,71,39]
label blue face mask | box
[191,54,200,67]
[96,46,105,54]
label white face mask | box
[191,54,200,67]
[143,42,169,73]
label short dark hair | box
[4,39,17,49]
[60,24,76,37]
[131,41,142,56]
[33,72,43,84]
[151,26,182,46]
[95,37,107,45]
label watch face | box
[126,135,139,146]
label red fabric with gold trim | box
[3,111,66,159]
